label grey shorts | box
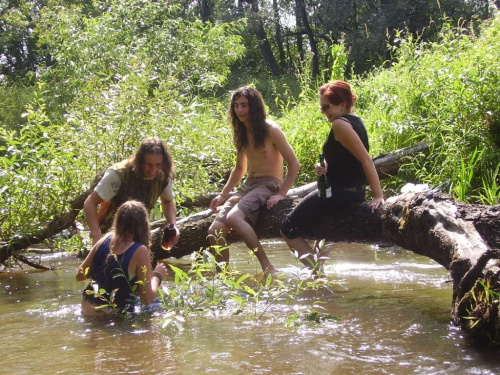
[215,177,282,227]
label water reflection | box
[0,241,499,374]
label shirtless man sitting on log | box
[208,86,299,276]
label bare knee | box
[208,222,218,236]
[226,210,245,230]
[208,221,228,244]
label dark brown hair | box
[319,80,358,112]
[111,200,151,248]
[228,86,268,152]
[130,137,175,179]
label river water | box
[1,240,499,374]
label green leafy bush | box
[0,0,245,242]
[352,16,500,202]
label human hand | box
[210,194,227,212]
[369,196,384,213]
[171,225,180,246]
[315,163,327,176]
[153,263,167,279]
[267,194,286,209]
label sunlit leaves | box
[352,17,500,203]
[0,0,246,241]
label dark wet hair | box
[228,86,268,152]
[319,80,358,112]
[131,137,175,179]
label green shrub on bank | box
[1,9,499,247]
[278,15,500,203]
[0,0,244,242]
[353,16,500,203]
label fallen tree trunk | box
[149,141,432,257]
[2,139,499,342]
[381,187,500,344]
[154,184,500,344]
[0,173,104,267]
[1,141,429,263]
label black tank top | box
[83,235,142,310]
[322,114,369,188]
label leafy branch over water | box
[156,247,340,330]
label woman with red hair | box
[281,80,384,276]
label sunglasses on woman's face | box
[319,103,332,112]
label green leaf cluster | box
[0,0,245,242]
[156,248,336,329]
[353,16,500,202]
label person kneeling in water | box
[77,200,167,315]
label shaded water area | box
[1,240,500,374]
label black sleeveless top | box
[322,114,369,188]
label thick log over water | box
[152,185,500,344]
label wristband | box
[152,271,163,283]
[220,193,228,199]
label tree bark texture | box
[154,185,500,343]
[295,0,319,77]
[248,0,280,76]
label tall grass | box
[350,16,500,202]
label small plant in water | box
[463,277,500,345]
[156,244,337,330]
[304,309,341,324]
[293,239,332,278]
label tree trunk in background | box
[199,0,214,23]
[295,0,319,77]
[294,1,304,65]
[248,0,280,76]
[273,0,286,72]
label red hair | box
[319,80,357,112]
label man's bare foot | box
[263,267,281,280]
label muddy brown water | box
[1,240,499,374]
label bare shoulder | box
[132,245,150,264]
[265,119,286,139]
[332,117,355,136]
[265,118,281,130]
[134,244,149,255]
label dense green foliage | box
[2,0,493,79]
[0,0,245,241]
[354,17,500,202]
[0,0,499,249]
